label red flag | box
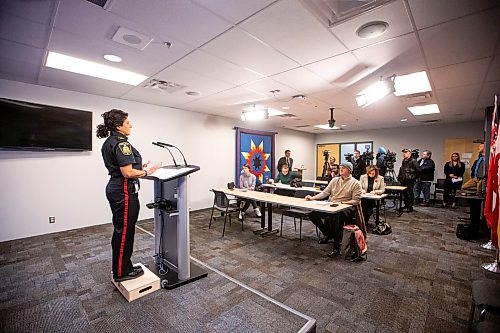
[484,96,500,248]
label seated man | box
[305,162,362,256]
[238,164,262,220]
[273,164,299,185]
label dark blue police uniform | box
[101,131,142,280]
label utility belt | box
[108,177,140,194]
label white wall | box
[0,80,315,242]
[315,122,484,179]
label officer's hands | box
[142,160,150,168]
[146,163,161,175]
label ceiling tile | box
[0,12,47,48]
[0,39,44,66]
[0,0,55,25]
[485,55,500,82]
[330,0,413,50]
[271,67,332,94]
[430,58,490,90]
[202,28,299,76]
[108,0,232,47]
[408,0,499,30]
[306,52,361,85]
[182,86,268,110]
[419,7,500,69]
[121,85,203,108]
[240,78,302,101]
[240,0,347,65]
[0,58,39,84]
[174,50,264,86]
[436,84,482,105]
[154,65,235,95]
[192,0,276,24]
[479,80,500,102]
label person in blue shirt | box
[462,143,485,194]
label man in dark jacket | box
[352,149,366,180]
[414,150,435,206]
[397,148,420,212]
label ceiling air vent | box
[420,119,440,123]
[112,26,153,50]
[143,79,186,93]
[278,114,297,118]
[295,125,310,128]
[402,92,432,104]
[85,0,108,8]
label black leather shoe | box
[318,237,330,244]
[328,249,341,258]
[406,206,414,212]
[114,269,144,282]
[133,265,143,274]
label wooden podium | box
[144,165,207,289]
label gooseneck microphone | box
[157,142,188,167]
[152,142,178,167]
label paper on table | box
[150,167,193,180]
[452,177,463,183]
[309,200,332,206]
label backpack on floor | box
[456,223,477,240]
[342,225,367,262]
[372,222,392,235]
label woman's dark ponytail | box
[96,109,128,138]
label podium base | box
[149,260,208,290]
[481,262,500,274]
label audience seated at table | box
[238,164,262,220]
[305,162,362,257]
[360,165,386,226]
[273,164,300,185]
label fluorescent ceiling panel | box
[408,104,440,115]
[45,51,148,85]
[314,124,341,130]
[394,71,431,96]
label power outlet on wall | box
[49,216,56,224]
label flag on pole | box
[484,95,500,248]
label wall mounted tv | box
[0,98,92,151]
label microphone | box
[157,142,188,167]
[152,142,178,167]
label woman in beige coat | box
[359,165,386,225]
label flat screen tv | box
[0,98,92,151]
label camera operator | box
[352,149,366,180]
[323,155,339,181]
[413,150,435,206]
[397,148,420,213]
[376,147,387,176]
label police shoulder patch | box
[118,142,132,156]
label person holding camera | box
[238,164,262,220]
[397,148,420,212]
[376,147,387,176]
[352,149,366,180]
[305,162,362,256]
[413,150,435,206]
[360,165,386,226]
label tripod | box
[321,158,330,180]
[384,167,398,185]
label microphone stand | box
[152,142,178,167]
[157,142,188,167]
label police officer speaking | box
[96,109,159,282]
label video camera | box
[361,147,374,164]
[411,149,420,160]
[384,150,397,170]
[344,152,353,163]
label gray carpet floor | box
[1,203,500,332]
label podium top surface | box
[145,165,200,181]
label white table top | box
[262,183,320,193]
[219,188,351,214]
[302,179,329,185]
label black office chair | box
[433,178,446,204]
[468,280,500,332]
[209,189,243,237]
[301,181,315,187]
[280,190,316,242]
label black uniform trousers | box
[106,179,140,279]
[400,180,415,209]
[309,207,355,250]
[361,198,376,225]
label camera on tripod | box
[323,150,330,162]
[344,152,353,163]
[411,149,420,160]
[361,147,374,164]
[384,150,397,169]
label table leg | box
[260,202,278,237]
[375,200,380,225]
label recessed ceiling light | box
[46,51,147,86]
[394,71,432,96]
[341,124,347,127]
[408,104,440,116]
[282,106,290,110]
[186,91,200,96]
[356,21,388,39]
[103,54,122,63]
[400,118,407,122]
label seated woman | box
[359,165,386,226]
[443,152,465,208]
[238,164,262,220]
